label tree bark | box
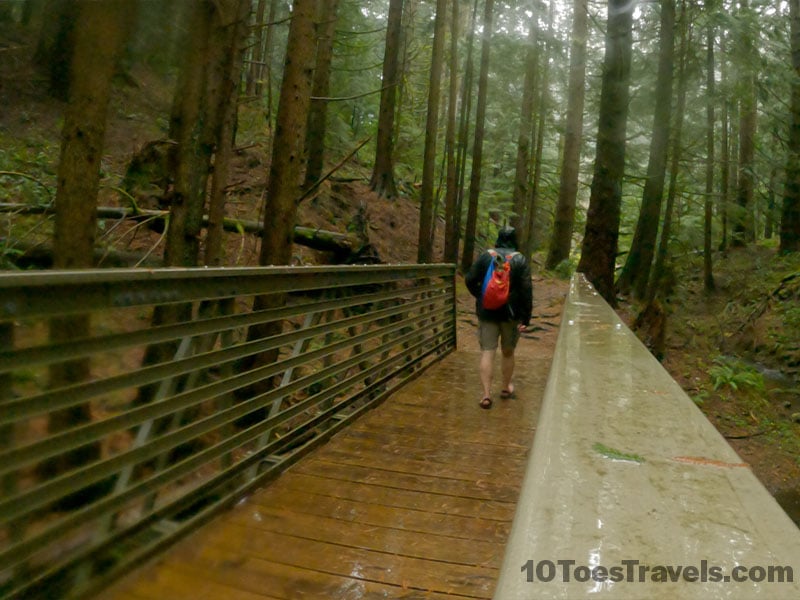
[246,0,268,97]
[34,0,77,100]
[778,0,800,254]
[510,15,538,247]
[545,0,588,271]
[417,0,447,263]
[765,166,777,239]
[22,0,46,29]
[523,0,555,259]
[732,0,757,247]
[234,0,317,419]
[369,0,404,198]
[43,0,131,499]
[616,0,675,298]
[304,0,340,188]
[704,0,716,291]
[442,0,461,264]
[719,35,730,252]
[163,1,213,267]
[305,3,340,152]
[782,0,800,253]
[647,0,692,303]
[577,0,634,304]
[258,0,316,268]
[205,0,252,266]
[460,0,495,273]
[451,0,480,266]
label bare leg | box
[500,347,514,393]
[480,349,495,399]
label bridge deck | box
[97,297,562,599]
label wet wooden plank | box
[246,487,511,543]
[308,445,523,484]
[341,424,531,452]
[331,430,531,466]
[97,342,554,600]
[119,557,467,600]
[293,459,522,503]
[223,505,505,566]
[346,416,534,447]
[163,524,497,598]
[271,472,514,521]
[96,564,279,600]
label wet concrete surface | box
[495,274,800,599]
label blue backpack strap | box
[481,249,498,297]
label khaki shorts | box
[478,320,520,352]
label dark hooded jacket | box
[465,228,533,325]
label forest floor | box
[617,245,800,525]
[1,27,798,526]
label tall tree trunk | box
[704,0,716,292]
[236,0,316,416]
[417,0,447,263]
[205,0,251,267]
[732,0,757,247]
[510,15,538,246]
[452,0,480,266]
[23,0,47,29]
[545,0,588,271]
[246,0,268,97]
[304,0,340,188]
[442,0,461,264]
[42,0,130,496]
[263,0,279,123]
[765,166,777,239]
[139,1,235,414]
[522,0,555,259]
[616,0,675,298]
[781,0,800,253]
[719,37,730,252]
[259,0,316,267]
[163,0,242,268]
[370,0,404,198]
[577,0,634,304]
[647,0,691,303]
[34,0,77,100]
[460,0,495,272]
[164,1,214,267]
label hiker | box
[465,226,533,409]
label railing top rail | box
[0,263,456,320]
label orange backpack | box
[481,250,518,310]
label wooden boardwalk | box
[98,306,560,599]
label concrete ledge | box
[494,273,800,599]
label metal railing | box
[0,264,456,599]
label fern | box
[709,357,765,392]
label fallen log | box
[0,203,365,257]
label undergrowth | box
[665,244,800,471]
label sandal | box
[500,385,515,399]
[479,396,492,409]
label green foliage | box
[709,357,765,392]
[592,442,645,463]
[0,242,23,270]
[691,390,708,406]
[551,257,577,280]
[0,145,56,206]
[783,305,800,330]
